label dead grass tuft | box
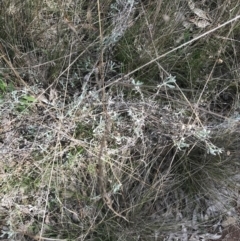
[0,0,240,240]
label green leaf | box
[0,79,7,92]
[22,95,36,103]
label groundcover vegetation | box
[0,0,240,240]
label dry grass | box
[0,0,240,240]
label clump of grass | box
[1,0,240,240]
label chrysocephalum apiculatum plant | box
[0,0,240,240]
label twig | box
[96,0,129,222]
